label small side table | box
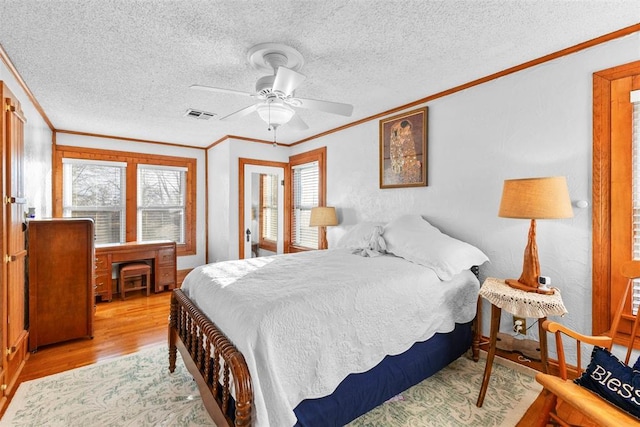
[476,277,567,407]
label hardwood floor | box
[1,291,171,418]
[2,293,595,426]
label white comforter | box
[180,248,479,427]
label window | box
[634,92,640,316]
[292,161,319,249]
[137,165,186,243]
[62,158,126,244]
[55,145,197,256]
[259,174,278,250]
[287,147,326,251]
[593,60,640,342]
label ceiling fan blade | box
[287,113,309,131]
[220,104,258,121]
[272,67,306,97]
[293,97,354,117]
[190,84,254,97]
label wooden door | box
[603,74,640,337]
[3,85,27,396]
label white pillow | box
[383,214,489,281]
[335,222,386,250]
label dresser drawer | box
[157,265,175,286]
[94,272,110,293]
[95,254,109,272]
[158,247,175,266]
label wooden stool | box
[119,262,151,300]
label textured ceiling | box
[0,1,639,148]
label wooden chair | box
[534,260,640,426]
[119,262,151,300]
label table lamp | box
[499,176,573,294]
[309,206,338,227]
[309,206,338,250]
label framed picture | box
[379,107,428,189]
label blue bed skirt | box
[293,320,473,427]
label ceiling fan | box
[190,43,354,133]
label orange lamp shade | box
[309,207,338,227]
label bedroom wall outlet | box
[513,316,527,335]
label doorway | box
[238,159,288,259]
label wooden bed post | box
[471,265,481,362]
[168,291,178,372]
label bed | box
[168,215,488,426]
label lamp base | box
[505,278,555,295]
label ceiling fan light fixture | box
[256,100,294,127]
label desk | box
[95,241,177,302]
[476,277,567,407]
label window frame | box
[54,144,197,256]
[593,60,640,345]
[287,147,327,252]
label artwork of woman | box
[389,119,422,184]
[380,107,427,188]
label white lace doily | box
[479,277,568,318]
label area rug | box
[348,354,542,427]
[1,345,212,427]
[1,346,540,426]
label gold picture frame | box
[379,107,428,188]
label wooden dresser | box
[27,218,95,352]
[95,241,176,302]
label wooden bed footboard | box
[169,289,252,426]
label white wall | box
[285,33,640,361]
[207,138,289,262]
[56,133,207,270]
[0,60,53,217]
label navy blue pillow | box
[634,354,640,372]
[574,346,640,419]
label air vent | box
[184,109,216,120]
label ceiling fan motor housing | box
[255,75,276,98]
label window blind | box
[137,165,186,243]
[292,161,319,249]
[260,174,278,242]
[632,97,640,314]
[62,160,126,244]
